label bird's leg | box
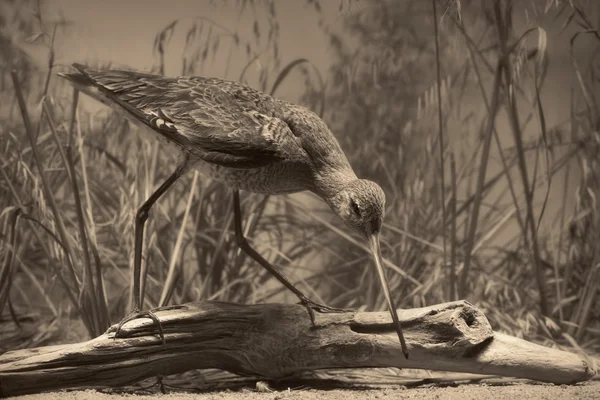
[112,161,187,347]
[232,190,349,326]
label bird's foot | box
[111,308,167,349]
[298,296,352,327]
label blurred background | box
[0,0,598,378]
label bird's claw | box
[111,309,167,349]
[298,297,352,327]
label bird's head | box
[327,179,386,239]
[327,179,408,357]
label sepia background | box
[0,0,598,381]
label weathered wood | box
[0,301,594,397]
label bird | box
[58,63,409,358]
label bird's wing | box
[60,63,298,169]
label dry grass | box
[0,0,598,388]
[301,0,599,357]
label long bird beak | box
[368,234,409,359]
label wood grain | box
[0,301,594,397]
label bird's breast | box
[190,158,315,195]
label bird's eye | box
[285,119,302,137]
[350,199,361,216]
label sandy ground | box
[9,381,600,400]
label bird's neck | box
[313,168,359,200]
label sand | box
[8,381,600,400]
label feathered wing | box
[59,63,298,169]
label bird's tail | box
[57,64,115,107]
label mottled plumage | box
[59,63,408,358]
[61,63,355,196]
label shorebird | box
[59,63,409,358]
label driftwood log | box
[0,300,595,397]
